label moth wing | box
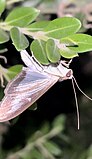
[0,67,59,122]
[20,50,43,71]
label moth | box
[0,50,73,123]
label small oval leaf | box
[46,39,61,63]
[61,34,92,53]
[10,27,29,51]
[7,65,23,79]
[29,149,44,159]
[0,0,6,15]
[0,29,9,44]
[30,39,50,65]
[27,21,50,32]
[5,7,40,27]
[44,17,81,39]
[52,114,66,128]
[59,44,78,58]
[44,141,62,156]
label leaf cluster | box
[0,4,92,66]
[0,115,66,159]
[0,2,92,159]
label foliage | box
[0,3,92,83]
[0,1,92,159]
[1,111,92,159]
[0,115,66,159]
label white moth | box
[0,50,73,123]
[1,50,92,129]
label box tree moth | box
[0,50,73,121]
[0,50,92,129]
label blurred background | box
[1,0,92,158]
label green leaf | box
[40,122,50,134]
[61,34,92,53]
[27,21,50,32]
[27,149,44,159]
[87,145,92,159]
[7,65,23,79]
[0,29,9,44]
[44,141,62,156]
[52,115,66,129]
[10,27,29,51]
[59,44,78,58]
[28,102,37,111]
[30,39,50,65]
[46,39,61,63]
[44,17,81,39]
[5,7,40,27]
[0,0,6,15]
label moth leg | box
[60,59,73,68]
[0,56,7,63]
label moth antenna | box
[72,78,80,130]
[73,76,92,101]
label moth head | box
[66,69,73,79]
[58,68,73,81]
